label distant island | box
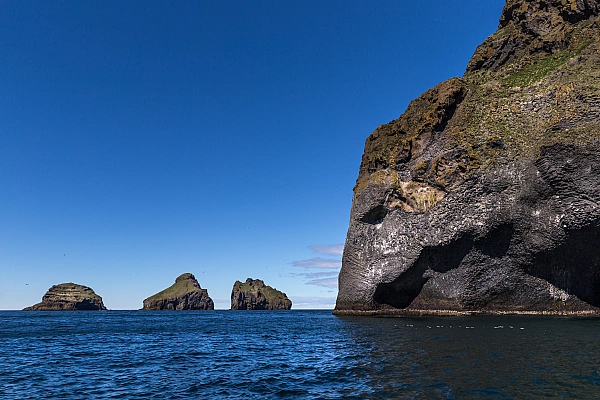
[335,0,600,316]
[231,278,292,310]
[21,274,298,311]
[23,283,106,311]
[142,273,214,310]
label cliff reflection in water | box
[337,314,600,397]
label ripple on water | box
[1,311,600,398]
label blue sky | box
[0,0,505,309]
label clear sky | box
[1,0,506,310]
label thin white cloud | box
[292,257,341,269]
[310,244,344,256]
[290,296,336,309]
[306,277,338,289]
[291,271,339,279]
[292,245,342,289]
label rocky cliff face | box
[24,283,107,311]
[231,278,292,310]
[335,0,600,315]
[142,273,214,310]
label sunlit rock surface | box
[335,0,600,316]
[24,283,107,311]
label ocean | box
[1,310,599,398]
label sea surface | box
[1,310,599,399]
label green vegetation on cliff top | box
[502,40,593,88]
[235,278,289,302]
[355,14,600,194]
[145,273,204,300]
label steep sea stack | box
[231,278,292,310]
[142,273,214,310]
[335,0,600,316]
[23,283,107,311]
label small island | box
[23,283,107,311]
[231,278,292,310]
[142,273,214,310]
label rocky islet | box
[23,283,107,311]
[142,273,214,310]
[231,278,292,310]
[335,0,600,316]
[22,274,295,311]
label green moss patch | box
[504,41,592,88]
[146,275,202,301]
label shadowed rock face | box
[24,283,107,311]
[231,278,292,310]
[335,0,600,316]
[142,273,214,310]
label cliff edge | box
[335,0,600,316]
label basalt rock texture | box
[231,278,292,310]
[142,273,214,310]
[24,283,107,311]
[335,0,600,316]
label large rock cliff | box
[335,0,600,315]
[142,273,214,310]
[24,283,107,311]
[231,278,292,310]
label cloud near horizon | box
[306,277,338,289]
[290,296,336,309]
[292,244,343,289]
[290,270,339,289]
[291,271,339,279]
[291,257,341,269]
[310,244,344,256]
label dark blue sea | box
[1,310,599,399]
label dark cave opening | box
[374,224,515,309]
[374,221,600,309]
[527,223,600,307]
